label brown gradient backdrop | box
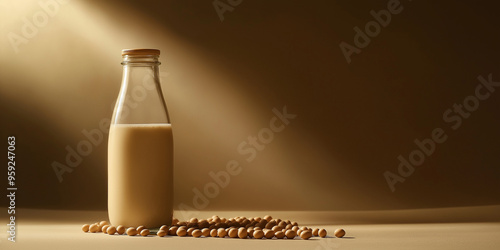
[0,0,499,213]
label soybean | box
[172,218,179,225]
[319,228,327,238]
[198,219,209,229]
[201,228,210,237]
[102,225,109,234]
[265,221,277,229]
[228,228,238,238]
[264,230,274,239]
[247,228,254,237]
[116,225,126,235]
[140,229,150,236]
[89,224,99,233]
[300,230,312,240]
[126,227,137,236]
[253,230,264,239]
[217,228,227,238]
[334,228,345,238]
[192,229,202,238]
[238,227,248,239]
[107,226,117,235]
[169,226,178,236]
[82,224,90,233]
[157,230,167,237]
[275,231,285,239]
[177,228,187,237]
[285,230,296,239]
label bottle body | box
[108,49,173,228]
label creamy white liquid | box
[108,123,173,228]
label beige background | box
[1,0,499,219]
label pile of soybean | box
[82,215,346,240]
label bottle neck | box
[112,55,169,124]
[121,55,160,88]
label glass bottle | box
[108,49,173,228]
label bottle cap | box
[122,49,160,56]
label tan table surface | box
[2,209,500,250]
